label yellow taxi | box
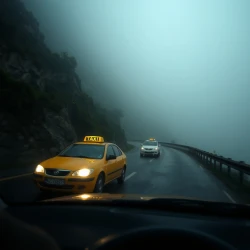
[33,136,127,193]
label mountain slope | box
[0,0,127,169]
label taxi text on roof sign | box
[83,136,104,143]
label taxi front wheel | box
[93,174,105,193]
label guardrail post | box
[219,162,222,172]
[214,159,216,169]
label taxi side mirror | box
[107,154,116,160]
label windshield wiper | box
[77,156,93,159]
[58,155,92,158]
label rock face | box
[0,42,79,168]
[0,83,78,169]
[0,0,127,169]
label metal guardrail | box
[161,142,250,186]
[132,140,250,186]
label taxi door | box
[111,145,124,177]
[105,145,118,182]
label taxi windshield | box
[58,144,105,159]
[143,141,158,146]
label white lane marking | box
[149,159,153,162]
[125,172,136,181]
[0,173,32,182]
[223,190,236,203]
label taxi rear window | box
[58,144,105,159]
[143,141,158,146]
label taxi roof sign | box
[83,136,104,143]
[149,138,155,141]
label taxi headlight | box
[141,147,144,150]
[35,165,44,173]
[72,168,94,177]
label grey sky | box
[22,0,250,163]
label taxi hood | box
[40,156,102,171]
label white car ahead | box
[140,140,160,158]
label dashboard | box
[4,203,250,250]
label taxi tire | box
[93,173,105,193]
[140,154,143,157]
[117,167,126,184]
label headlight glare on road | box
[72,168,94,177]
[35,165,44,173]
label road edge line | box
[0,173,32,182]
[223,190,236,203]
[125,172,136,181]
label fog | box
[22,0,250,163]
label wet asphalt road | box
[0,143,238,203]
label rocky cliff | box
[0,0,127,169]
